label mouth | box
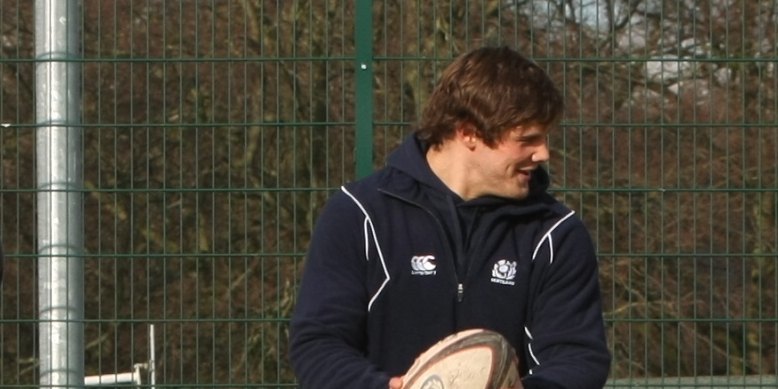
[515,170,532,184]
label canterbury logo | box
[490,259,517,285]
[411,255,437,275]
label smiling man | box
[289,46,611,389]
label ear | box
[455,122,479,149]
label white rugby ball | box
[402,328,519,389]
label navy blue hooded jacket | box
[289,135,610,388]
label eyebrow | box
[514,127,548,139]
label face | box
[465,124,550,200]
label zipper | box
[457,283,464,302]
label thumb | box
[388,376,404,389]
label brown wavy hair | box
[417,46,563,147]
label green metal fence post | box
[355,0,374,178]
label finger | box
[388,376,404,389]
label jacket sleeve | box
[289,190,390,389]
[521,214,611,389]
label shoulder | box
[529,201,596,264]
[341,165,419,205]
[530,194,590,237]
[317,167,398,223]
[544,207,593,247]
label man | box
[289,46,611,389]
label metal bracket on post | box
[84,324,156,388]
[83,363,145,387]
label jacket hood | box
[385,134,555,211]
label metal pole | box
[149,324,156,387]
[35,0,84,388]
[354,0,374,178]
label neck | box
[426,144,475,200]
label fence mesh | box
[1,0,776,387]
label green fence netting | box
[1,1,776,387]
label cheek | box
[503,152,526,167]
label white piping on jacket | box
[341,186,391,312]
[524,326,540,369]
[525,210,576,372]
[531,210,575,264]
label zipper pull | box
[457,283,464,302]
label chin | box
[512,188,530,200]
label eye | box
[507,126,549,144]
[518,134,546,145]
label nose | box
[532,141,550,163]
